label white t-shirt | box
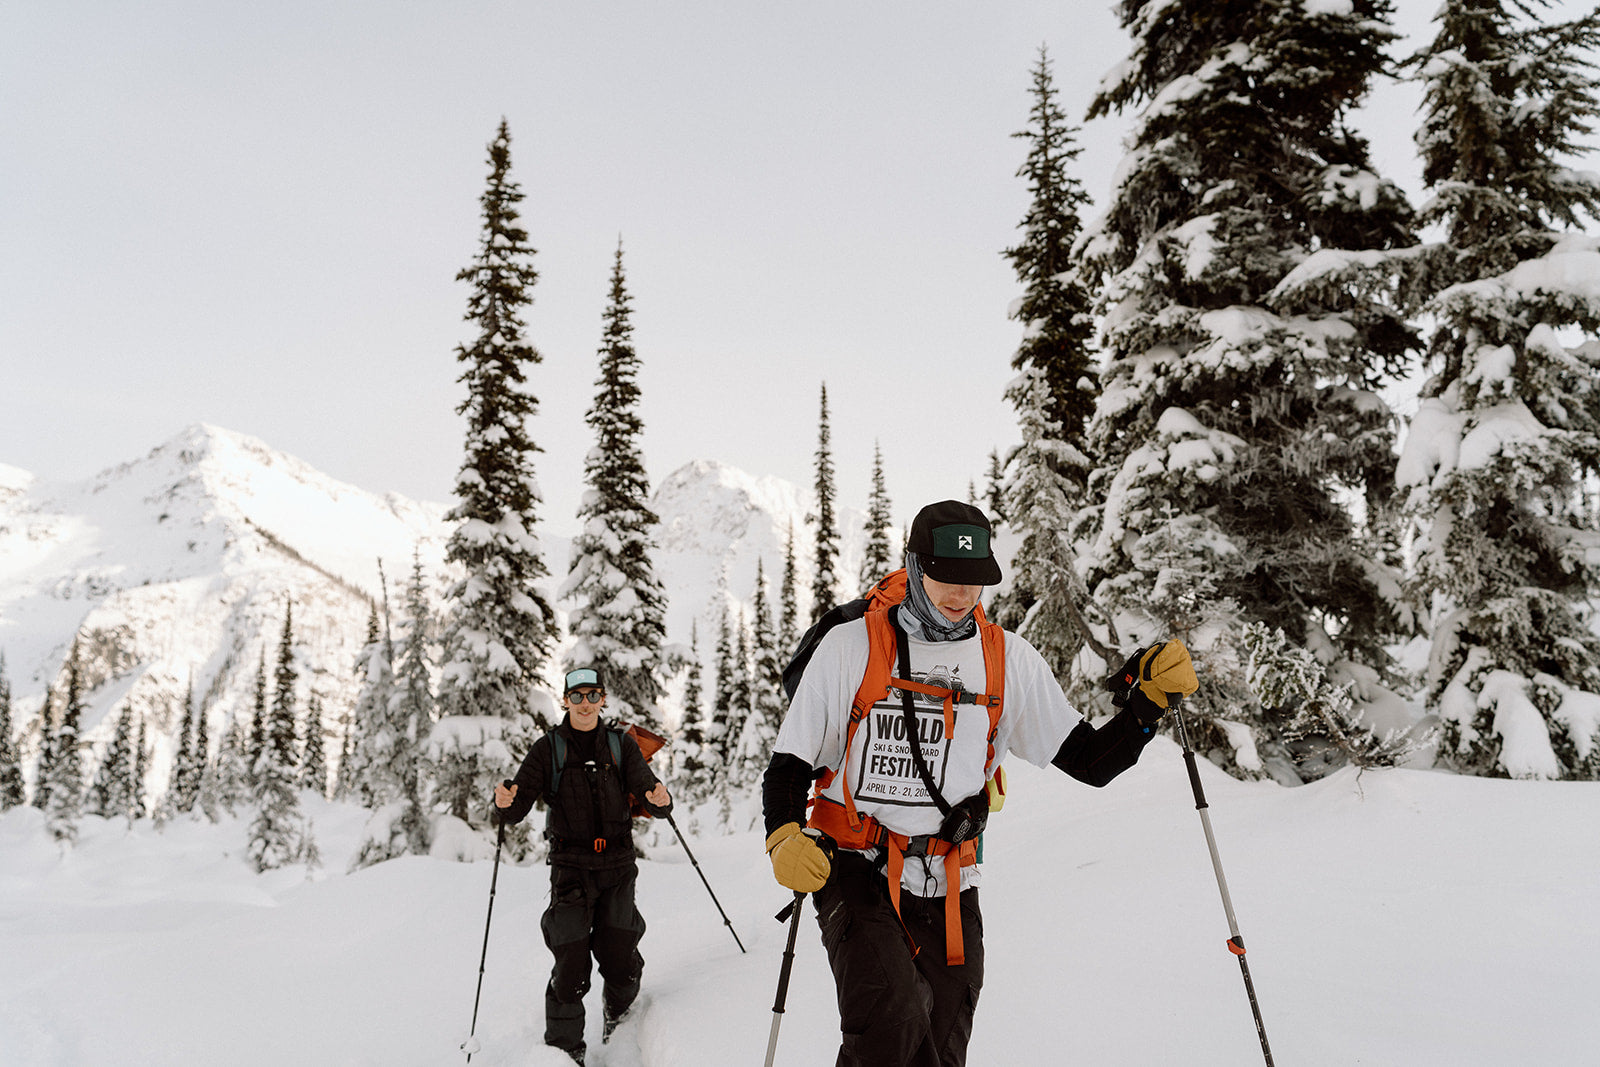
[775,615,1083,897]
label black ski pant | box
[814,850,984,1067]
[540,863,646,1054]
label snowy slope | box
[2,747,1596,1065]
[0,424,451,791]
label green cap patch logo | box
[932,524,989,558]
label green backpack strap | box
[549,731,568,795]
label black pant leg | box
[814,851,943,1067]
[542,865,597,1053]
[904,887,984,1067]
[592,866,647,1017]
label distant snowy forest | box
[4,0,1600,870]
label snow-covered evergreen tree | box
[1397,0,1600,779]
[1081,0,1419,777]
[248,604,308,872]
[809,383,840,621]
[859,443,894,590]
[708,604,736,767]
[1000,368,1107,694]
[300,692,327,796]
[992,49,1102,675]
[345,602,396,805]
[247,650,268,784]
[45,642,86,843]
[32,686,56,812]
[210,713,253,819]
[432,119,558,835]
[391,550,435,853]
[0,653,22,810]
[88,706,137,821]
[169,687,198,813]
[561,241,670,731]
[353,554,437,867]
[132,718,147,819]
[984,449,1006,528]
[738,561,785,786]
[779,521,799,657]
[674,621,714,806]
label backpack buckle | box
[902,834,935,857]
[593,837,607,853]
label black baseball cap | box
[907,500,1002,586]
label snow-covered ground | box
[3,738,1596,1066]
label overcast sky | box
[4,2,1595,539]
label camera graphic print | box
[852,664,968,807]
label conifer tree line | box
[999,2,1600,784]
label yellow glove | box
[765,822,832,892]
[1138,640,1200,709]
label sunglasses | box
[566,689,604,704]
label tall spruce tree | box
[247,650,268,783]
[738,562,786,786]
[1397,0,1600,779]
[993,49,1102,664]
[171,684,203,814]
[133,717,148,819]
[433,119,558,833]
[1082,0,1419,777]
[32,686,56,811]
[779,521,800,656]
[345,602,396,805]
[675,620,714,806]
[561,241,670,730]
[392,550,436,852]
[859,443,894,590]
[88,706,137,821]
[0,653,22,810]
[248,603,308,872]
[810,383,840,621]
[45,642,86,843]
[300,693,327,796]
[709,603,737,766]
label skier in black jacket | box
[495,667,672,1064]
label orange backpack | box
[793,570,1007,965]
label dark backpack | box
[781,570,909,700]
[548,721,667,819]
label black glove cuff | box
[939,792,990,845]
[1125,685,1166,726]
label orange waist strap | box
[809,796,976,966]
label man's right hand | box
[494,781,517,810]
[765,822,832,892]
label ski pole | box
[1170,698,1274,1066]
[764,891,806,1067]
[461,788,510,1062]
[663,810,747,953]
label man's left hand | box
[645,782,670,807]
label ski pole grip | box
[1182,749,1209,810]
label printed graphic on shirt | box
[852,664,967,808]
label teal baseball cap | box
[563,667,602,693]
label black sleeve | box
[500,735,551,826]
[763,752,816,836]
[1051,708,1157,788]
[620,733,672,817]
